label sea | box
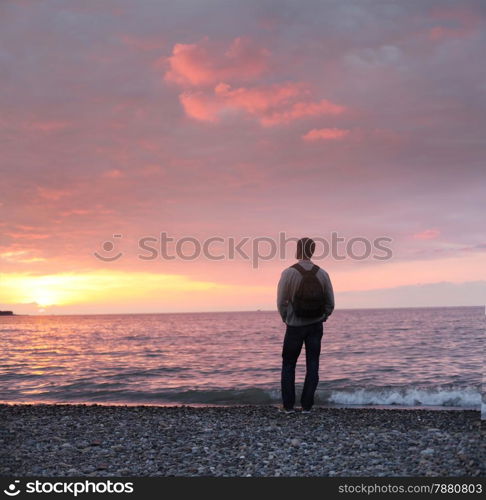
[0,306,484,413]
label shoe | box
[278,407,295,414]
[301,408,311,414]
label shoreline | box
[1,404,484,477]
[0,401,480,412]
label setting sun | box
[0,270,272,313]
[31,290,60,307]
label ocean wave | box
[4,385,481,408]
[326,386,481,408]
[169,385,482,407]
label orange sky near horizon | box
[1,0,485,314]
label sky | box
[0,0,485,314]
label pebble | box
[1,404,483,477]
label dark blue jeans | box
[281,322,323,410]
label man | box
[277,237,334,413]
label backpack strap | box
[292,263,320,275]
[291,263,305,274]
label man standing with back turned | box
[277,238,334,413]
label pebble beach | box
[1,404,484,477]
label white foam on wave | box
[327,387,481,408]
[8,385,482,409]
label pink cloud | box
[164,37,346,127]
[302,128,350,141]
[37,187,72,201]
[180,82,346,126]
[28,121,70,132]
[262,99,345,126]
[163,37,270,86]
[214,81,302,113]
[0,250,46,263]
[138,140,161,152]
[413,229,441,240]
[102,169,125,179]
[427,6,478,41]
[179,91,222,122]
[6,232,50,240]
[428,24,473,41]
[140,164,164,176]
[59,209,92,217]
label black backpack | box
[291,263,326,318]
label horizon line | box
[3,304,483,317]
